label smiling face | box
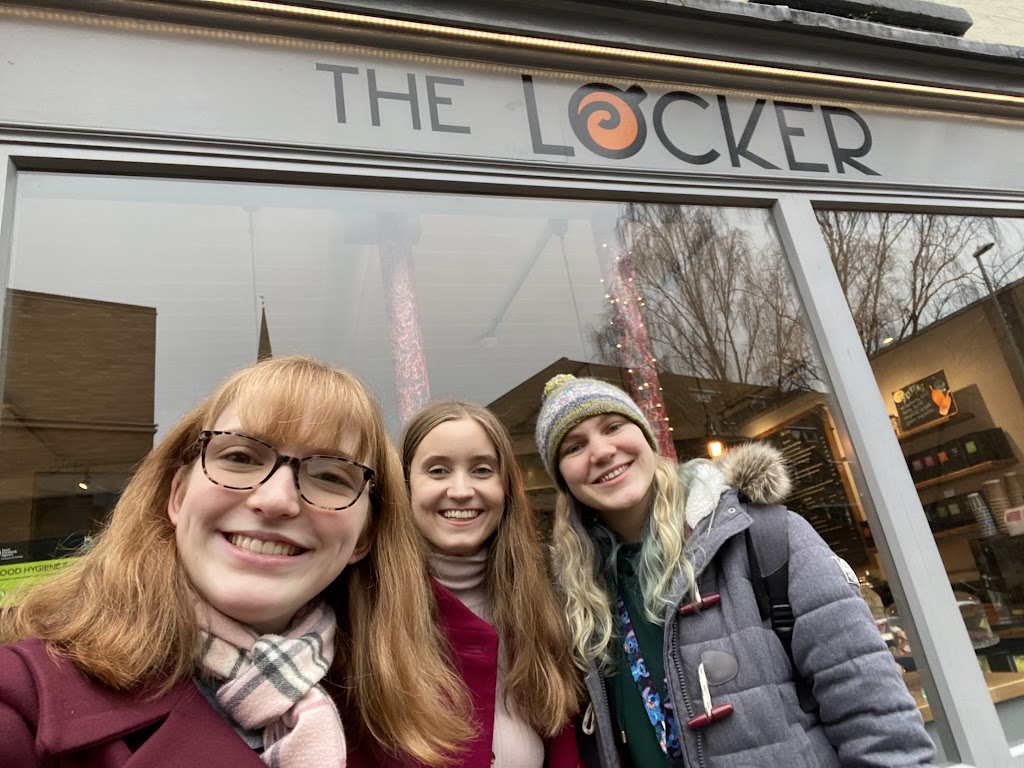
[558,413,656,541]
[168,403,372,633]
[408,418,505,557]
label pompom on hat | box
[535,373,658,487]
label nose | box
[589,435,616,464]
[246,462,302,518]
[446,471,474,500]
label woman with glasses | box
[348,400,581,767]
[0,355,471,768]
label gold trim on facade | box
[190,0,1024,108]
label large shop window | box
[817,208,1024,742]
[0,173,928,723]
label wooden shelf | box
[914,459,1017,490]
[931,523,981,542]
[896,410,973,442]
[906,670,1024,723]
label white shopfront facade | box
[1,2,1024,765]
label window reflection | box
[817,207,1024,742]
[2,175,912,721]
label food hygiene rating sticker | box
[0,557,79,604]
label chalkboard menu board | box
[762,409,869,569]
[893,370,957,432]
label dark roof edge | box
[662,0,1024,61]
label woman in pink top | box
[351,400,581,768]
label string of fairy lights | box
[601,248,678,459]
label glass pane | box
[1,174,931,755]
[817,207,1024,748]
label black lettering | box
[425,76,471,134]
[774,102,830,173]
[717,96,778,170]
[822,106,879,176]
[521,75,574,157]
[652,91,720,165]
[367,69,421,130]
[315,63,359,124]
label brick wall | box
[0,289,156,543]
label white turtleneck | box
[431,549,545,768]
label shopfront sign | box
[315,65,879,176]
[1,10,1022,190]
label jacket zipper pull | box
[581,703,595,735]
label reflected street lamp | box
[973,242,1024,384]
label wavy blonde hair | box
[550,455,698,672]
[0,355,472,765]
[401,400,581,737]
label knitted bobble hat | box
[535,373,658,487]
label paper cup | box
[968,493,999,537]
[1004,472,1024,507]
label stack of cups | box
[1004,472,1024,507]
[968,493,999,538]
[981,478,1011,535]
[1005,473,1024,537]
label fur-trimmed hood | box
[718,441,791,505]
[684,442,791,530]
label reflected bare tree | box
[591,206,1024,402]
[595,204,818,393]
[817,210,908,354]
[817,211,1024,354]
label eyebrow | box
[307,448,361,460]
[418,454,498,465]
[563,415,618,443]
[229,429,363,462]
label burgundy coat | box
[347,580,580,768]
[0,638,264,768]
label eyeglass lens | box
[202,432,369,509]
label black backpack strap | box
[743,503,818,713]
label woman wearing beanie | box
[348,399,581,768]
[0,356,472,767]
[535,373,934,768]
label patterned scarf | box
[194,600,347,768]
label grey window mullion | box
[0,153,16,398]
[772,194,1010,767]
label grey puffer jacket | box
[574,443,935,768]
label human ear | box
[167,467,189,526]
[347,530,372,566]
[347,508,377,565]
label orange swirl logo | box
[568,84,648,159]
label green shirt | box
[608,543,676,767]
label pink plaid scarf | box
[194,600,347,768]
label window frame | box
[2,133,1024,766]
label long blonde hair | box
[401,400,581,737]
[549,455,697,672]
[1,355,472,765]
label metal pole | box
[973,243,1024,384]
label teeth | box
[441,510,480,520]
[597,465,628,483]
[229,534,301,557]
